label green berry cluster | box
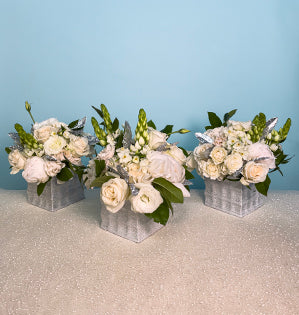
[91,117,107,146]
[135,109,149,147]
[14,123,42,150]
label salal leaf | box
[152,177,183,203]
[160,125,173,135]
[92,105,104,118]
[223,109,237,125]
[91,175,114,188]
[94,159,106,177]
[37,181,49,196]
[208,112,222,128]
[56,168,74,182]
[255,175,271,196]
[147,120,156,129]
[145,201,170,225]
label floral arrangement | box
[5,102,95,195]
[84,104,194,225]
[193,109,292,196]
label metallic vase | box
[100,201,164,243]
[204,178,266,217]
[27,175,85,211]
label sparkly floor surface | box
[0,189,298,315]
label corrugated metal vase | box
[27,175,85,211]
[100,201,163,243]
[204,178,266,217]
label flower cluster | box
[6,102,93,195]
[84,104,193,225]
[192,110,291,195]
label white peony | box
[130,183,163,213]
[8,150,27,174]
[68,135,90,157]
[147,151,185,183]
[247,142,276,169]
[101,178,129,213]
[224,153,243,174]
[22,156,49,184]
[44,135,67,155]
[243,161,269,183]
[164,146,186,165]
[210,146,227,165]
[44,160,65,177]
[97,144,115,161]
[148,128,168,149]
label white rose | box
[44,135,67,155]
[8,150,27,174]
[63,150,82,166]
[148,128,168,149]
[243,161,269,183]
[44,160,65,177]
[127,162,152,184]
[22,156,49,184]
[164,146,186,165]
[147,151,185,183]
[97,144,115,161]
[101,178,129,213]
[68,135,90,157]
[224,153,243,174]
[130,183,163,213]
[193,143,213,162]
[247,142,276,169]
[205,160,220,180]
[210,146,227,165]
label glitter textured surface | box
[0,189,298,314]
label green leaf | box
[56,167,74,182]
[94,159,106,177]
[5,147,11,154]
[91,175,114,188]
[205,125,213,130]
[152,177,184,203]
[280,118,291,142]
[160,125,173,134]
[147,120,156,129]
[223,109,237,124]
[68,119,79,129]
[145,201,170,225]
[37,180,50,196]
[208,112,222,128]
[92,105,104,118]
[184,169,195,180]
[116,132,124,149]
[255,175,271,196]
[112,118,119,132]
[252,112,266,129]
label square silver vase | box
[27,175,85,211]
[100,201,164,243]
[204,178,266,217]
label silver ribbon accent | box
[86,135,99,145]
[261,117,278,139]
[44,155,57,161]
[8,133,20,142]
[122,121,134,149]
[195,132,214,144]
[156,142,179,152]
[9,144,24,152]
[71,117,86,130]
[254,157,270,163]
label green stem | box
[28,111,35,124]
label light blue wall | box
[1,0,298,190]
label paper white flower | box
[130,183,163,213]
[242,161,269,183]
[148,128,168,149]
[8,150,27,174]
[44,160,65,177]
[224,153,243,174]
[210,146,227,165]
[147,151,185,183]
[44,135,67,155]
[101,178,129,213]
[117,148,132,164]
[22,156,49,184]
